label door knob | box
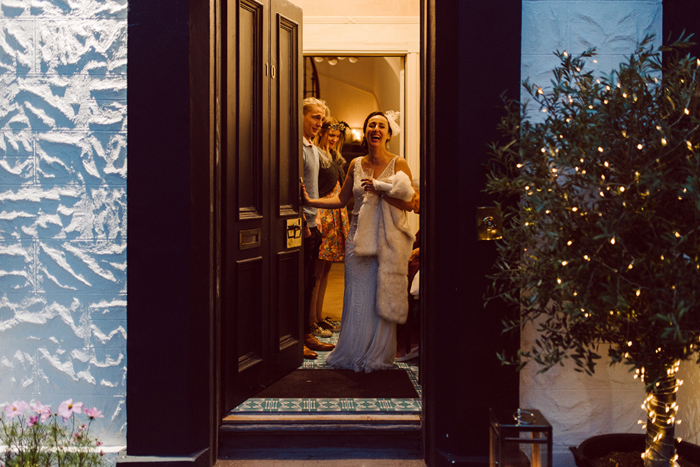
[476,206,503,241]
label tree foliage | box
[486,34,700,390]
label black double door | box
[221,0,304,413]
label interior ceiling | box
[312,56,377,94]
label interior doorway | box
[304,54,420,234]
[301,52,421,363]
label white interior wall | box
[374,57,401,116]
[290,0,418,17]
[318,73,379,126]
[315,56,401,150]
[315,58,379,127]
[374,57,402,156]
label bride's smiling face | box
[365,116,390,148]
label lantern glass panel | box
[489,408,553,467]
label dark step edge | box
[223,412,421,420]
[220,422,421,433]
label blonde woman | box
[310,117,350,337]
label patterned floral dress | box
[318,180,349,261]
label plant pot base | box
[570,434,700,467]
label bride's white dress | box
[325,157,398,372]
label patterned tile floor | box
[232,332,421,414]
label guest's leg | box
[303,228,334,352]
[315,259,333,323]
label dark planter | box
[570,433,700,466]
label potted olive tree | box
[486,35,700,466]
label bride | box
[303,111,415,372]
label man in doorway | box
[301,97,336,359]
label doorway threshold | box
[227,361,421,415]
[219,362,422,458]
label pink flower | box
[96,441,103,446]
[58,399,83,419]
[27,415,39,427]
[84,407,103,419]
[30,402,52,422]
[40,406,52,422]
[4,401,28,419]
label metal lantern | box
[489,408,553,467]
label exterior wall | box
[519,1,700,464]
[0,0,127,448]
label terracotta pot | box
[570,433,700,467]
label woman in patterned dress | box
[309,117,350,337]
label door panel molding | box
[275,13,300,216]
[220,0,303,415]
[235,256,263,361]
[237,0,265,217]
[238,352,263,373]
[275,249,300,348]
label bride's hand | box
[361,178,379,195]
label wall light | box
[310,56,359,65]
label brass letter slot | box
[477,206,503,241]
[286,218,302,249]
[240,228,261,250]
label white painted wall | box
[290,0,418,17]
[314,56,402,148]
[0,0,127,449]
[374,57,401,116]
[519,1,700,464]
[314,57,380,127]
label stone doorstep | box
[221,412,422,432]
[218,412,423,461]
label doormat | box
[255,369,418,399]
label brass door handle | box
[477,206,503,241]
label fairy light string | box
[635,361,684,465]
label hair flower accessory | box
[385,110,401,136]
[323,120,349,132]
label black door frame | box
[121,0,217,465]
[421,1,521,465]
[122,1,522,466]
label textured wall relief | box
[0,0,126,447]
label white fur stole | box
[354,170,415,324]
